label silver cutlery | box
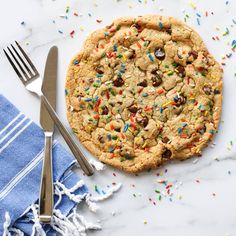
[39,46,58,223]
[3,41,94,176]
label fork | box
[3,41,94,176]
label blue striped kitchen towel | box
[0,94,121,236]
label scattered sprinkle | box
[189,1,197,10]
[159,21,163,29]
[70,30,75,38]
[197,18,200,25]
[123,123,130,132]
[66,6,70,13]
[85,98,92,102]
[148,53,154,62]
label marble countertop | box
[1,0,236,235]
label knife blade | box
[40,46,58,131]
[39,46,58,223]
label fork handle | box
[39,133,53,223]
[40,95,94,176]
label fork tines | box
[3,41,39,85]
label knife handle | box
[39,133,53,223]
[40,95,94,176]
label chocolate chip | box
[166,27,172,34]
[214,89,220,95]
[102,106,109,115]
[128,49,136,59]
[151,68,159,75]
[132,23,142,32]
[203,85,212,95]
[128,106,138,113]
[176,65,185,78]
[124,154,134,160]
[154,48,165,60]
[137,79,148,87]
[162,148,172,159]
[113,77,124,87]
[151,76,162,87]
[189,50,198,60]
[174,94,186,106]
[137,116,149,127]
[88,78,94,83]
[162,137,170,143]
[98,135,105,143]
[95,65,104,74]
[177,49,183,59]
[142,116,149,127]
[115,127,121,132]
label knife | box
[39,46,58,223]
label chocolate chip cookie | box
[65,15,223,173]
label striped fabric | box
[0,95,88,235]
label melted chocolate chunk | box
[113,77,124,87]
[137,116,149,128]
[88,78,94,83]
[151,68,159,75]
[128,49,136,59]
[162,137,170,144]
[137,79,148,87]
[102,106,109,115]
[203,85,212,95]
[162,148,172,159]
[174,94,186,107]
[95,65,104,74]
[124,154,134,160]
[128,106,138,113]
[214,89,220,95]
[177,50,183,59]
[176,65,185,78]
[151,76,162,87]
[154,48,165,60]
[166,27,172,34]
[132,23,142,32]
[98,135,105,143]
[189,50,198,60]
[114,127,121,132]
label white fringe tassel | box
[75,159,105,171]
[2,180,121,236]
[54,180,86,208]
[89,159,105,171]
[3,212,11,236]
[30,205,46,236]
[3,212,25,236]
[85,183,122,212]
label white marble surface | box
[1,0,236,235]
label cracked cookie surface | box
[65,15,223,173]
